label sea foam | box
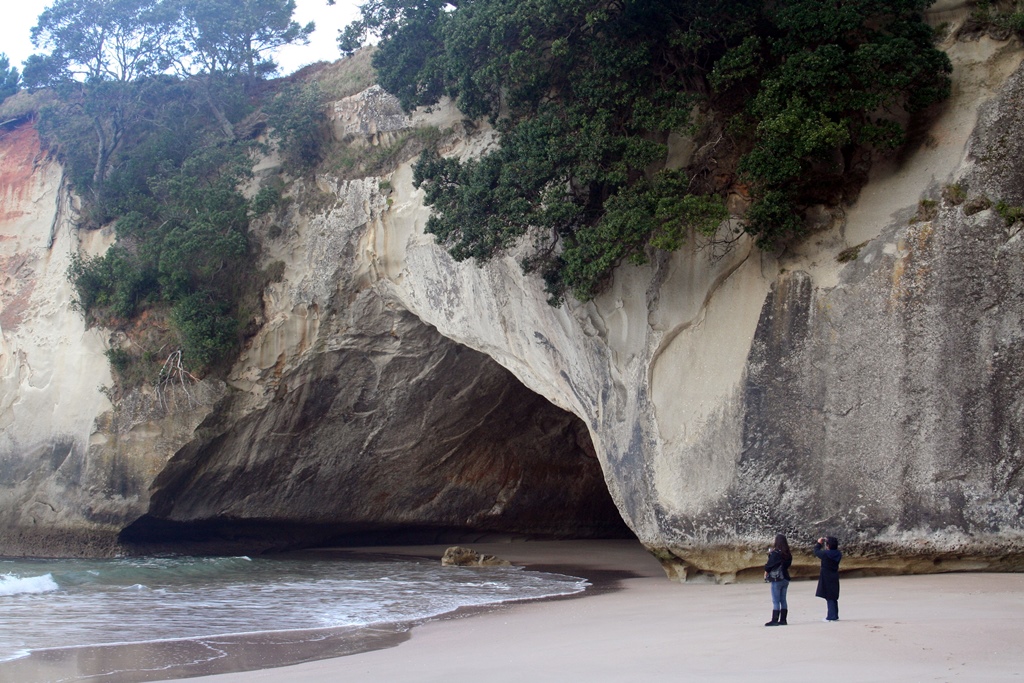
[0,573,59,596]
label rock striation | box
[2,25,1024,580]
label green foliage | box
[717,0,952,240]
[66,130,259,371]
[967,1,1024,35]
[743,190,803,245]
[53,74,302,377]
[68,248,153,321]
[994,200,1024,226]
[24,0,313,204]
[251,183,284,218]
[105,347,133,375]
[170,291,239,369]
[398,0,732,301]
[556,171,728,302]
[910,198,938,223]
[355,0,952,303]
[171,0,315,78]
[265,81,328,173]
[942,183,966,206]
[327,125,445,180]
[25,0,173,86]
[338,0,448,109]
[24,0,315,85]
[0,54,20,102]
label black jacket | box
[813,543,842,600]
[764,549,792,581]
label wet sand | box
[160,539,1024,683]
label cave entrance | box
[121,313,633,553]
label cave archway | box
[121,310,632,553]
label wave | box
[0,573,59,596]
[0,555,589,668]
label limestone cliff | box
[2,20,1024,580]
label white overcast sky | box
[0,0,364,76]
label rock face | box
[0,117,628,557]
[360,35,1024,580]
[3,26,1024,579]
[122,297,626,549]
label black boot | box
[765,610,780,626]
[779,609,788,625]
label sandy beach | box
[161,540,1024,683]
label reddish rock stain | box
[0,124,47,332]
[0,123,48,224]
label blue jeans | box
[826,599,839,620]
[770,580,789,610]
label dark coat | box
[814,543,842,600]
[764,549,792,581]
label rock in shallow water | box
[441,546,511,567]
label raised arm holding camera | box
[814,536,842,622]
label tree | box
[23,0,176,202]
[264,81,329,173]
[32,0,303,380]
[165,0,315,137]
[25,0,173,85]
[338,0,450,110]
[0,54,19,102]
[379,0,754,301]
[170,0,314,78]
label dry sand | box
[167,540,1024,683]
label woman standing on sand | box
[814,536,842,622]
[763,534,792,626]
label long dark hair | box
[772,533,792,559]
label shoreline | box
[5,540,1024,682]
[177,539,1024,683]
[0,541,632,683]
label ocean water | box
[0,552,588,682]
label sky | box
[0,0,364,76]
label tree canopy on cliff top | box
[342,0,951,303]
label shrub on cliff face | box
[265,81,329,174]
[962,1,1024,38]
[170,292,239,370]
[67,138,269,375]
[344,0,951,303]
[717,0,951,245]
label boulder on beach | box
[441,547,512,567]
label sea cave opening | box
[120,318,633,554]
